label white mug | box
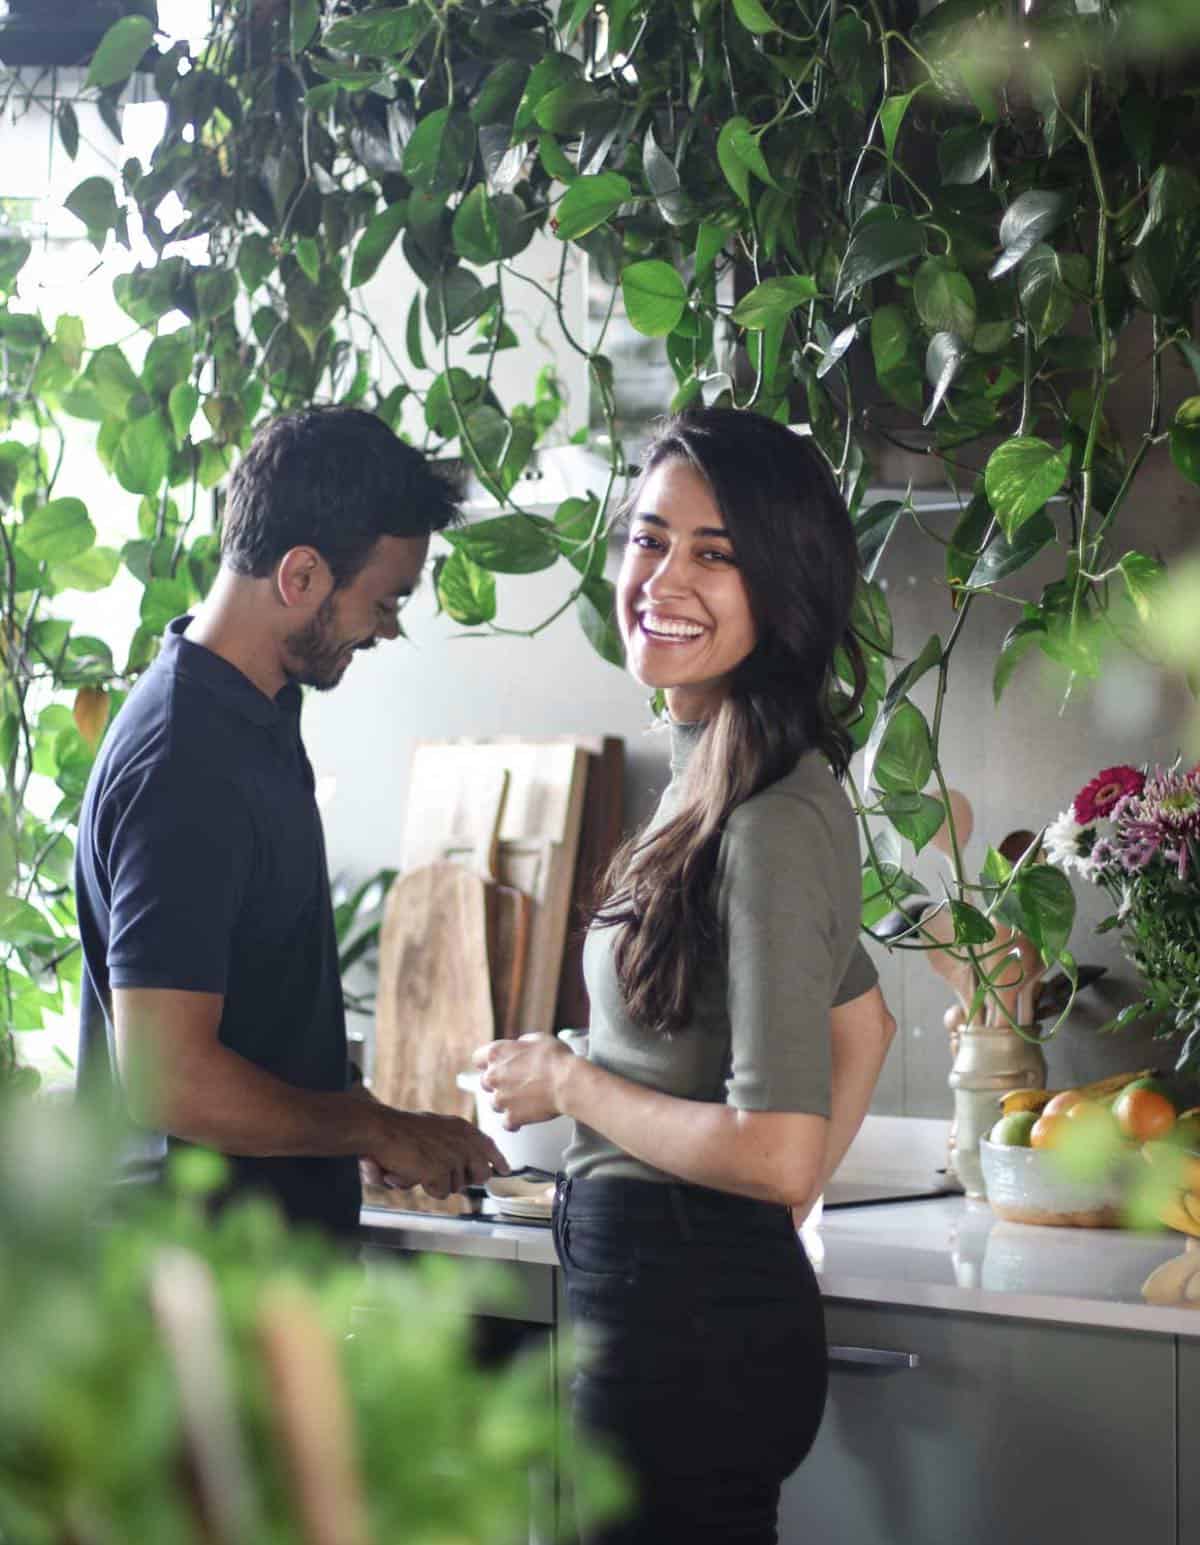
[557,1028,589,1057]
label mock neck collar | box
[668,718,705,778]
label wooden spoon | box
[931,788,974,862]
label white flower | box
[1044,807,1096,878]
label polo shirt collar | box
[162,615,302,728]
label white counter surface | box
[360,1195,1200,1338]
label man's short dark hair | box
[220,407,460,586]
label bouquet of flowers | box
[1046,762,1200,1071]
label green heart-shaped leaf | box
[19,498,95,563]
[983,436,1071,538]
[554,173,630,241]
[621,261,687,338]
[351,202,406,287]
[869,699,934,794]
[449,514,559,575]
[836,208,925,301]
[731,275,819,330]
[437,549,496,625]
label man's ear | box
[276,546,334,610]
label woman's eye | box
[631,531,663,551]
[702,549,736,565]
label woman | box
[474,408,896,1544]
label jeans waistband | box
[555,1174,792,1234]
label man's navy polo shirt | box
[75,615,361,1235]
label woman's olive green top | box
[564,720,877,1184]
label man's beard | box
[284,595,375,690]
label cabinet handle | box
[828,1345,919,1371]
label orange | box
[1030,1111,1070,1150]
[1063,1097,1100,1120]
[1113,1086,1176,1143]
[1043,1089,1086,1116]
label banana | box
[998,1068,1157,1120]
[1156,1194,1200,1239]
[1080,1067,1155,1101]
[1142,1251,1200,1305]
[998,1088,1055,1117]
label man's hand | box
[472,1033,571,1130]
[361,1107,509,1199]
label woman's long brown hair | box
[593,409,868,1035]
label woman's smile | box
[637,610,708,642]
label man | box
[75,406,506,1236]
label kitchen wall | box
[305,253,1200,1117]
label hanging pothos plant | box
[3,0,1200,1086]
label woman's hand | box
[472,1033,572,1130]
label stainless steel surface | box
[823,1178,956,1207]
[827,1345,920,1370]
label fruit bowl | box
[979,1138,1128,1228]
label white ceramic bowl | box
[979,1138,1127,1227]
[456,1071,574,1174]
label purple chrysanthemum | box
[1113,766,1200,879]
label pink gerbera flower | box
[1073,765,1145,824]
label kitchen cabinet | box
[779,1301,1176,1545]
[1180,1340,1200,1545]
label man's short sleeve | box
[104,766,254,993]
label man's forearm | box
[134,1037,373,1158]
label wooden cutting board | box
[401,740,590,1034]
[556,736,624,1031]
[371,860,493,1128]
[448,764,532,1041]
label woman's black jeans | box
[553,1175,827,1545]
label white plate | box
[485,1176,555,1221]
[486,1176,557,1205]
[495,1203,553,1222]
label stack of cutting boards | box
[370,737,623,1206]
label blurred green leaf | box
[140,577,191,635]
[914,259,976,340]
[85,15,153,90]
[578,578,623,667]
[17,499,95,563]
[446,516,558,575]
[114,414,170,498]
[731,0,778,34]
[1169,396,1200,485]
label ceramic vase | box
[947,1016,1046,1198]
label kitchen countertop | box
[360,1195,1200,1338]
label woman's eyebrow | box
[633,511,730,539]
